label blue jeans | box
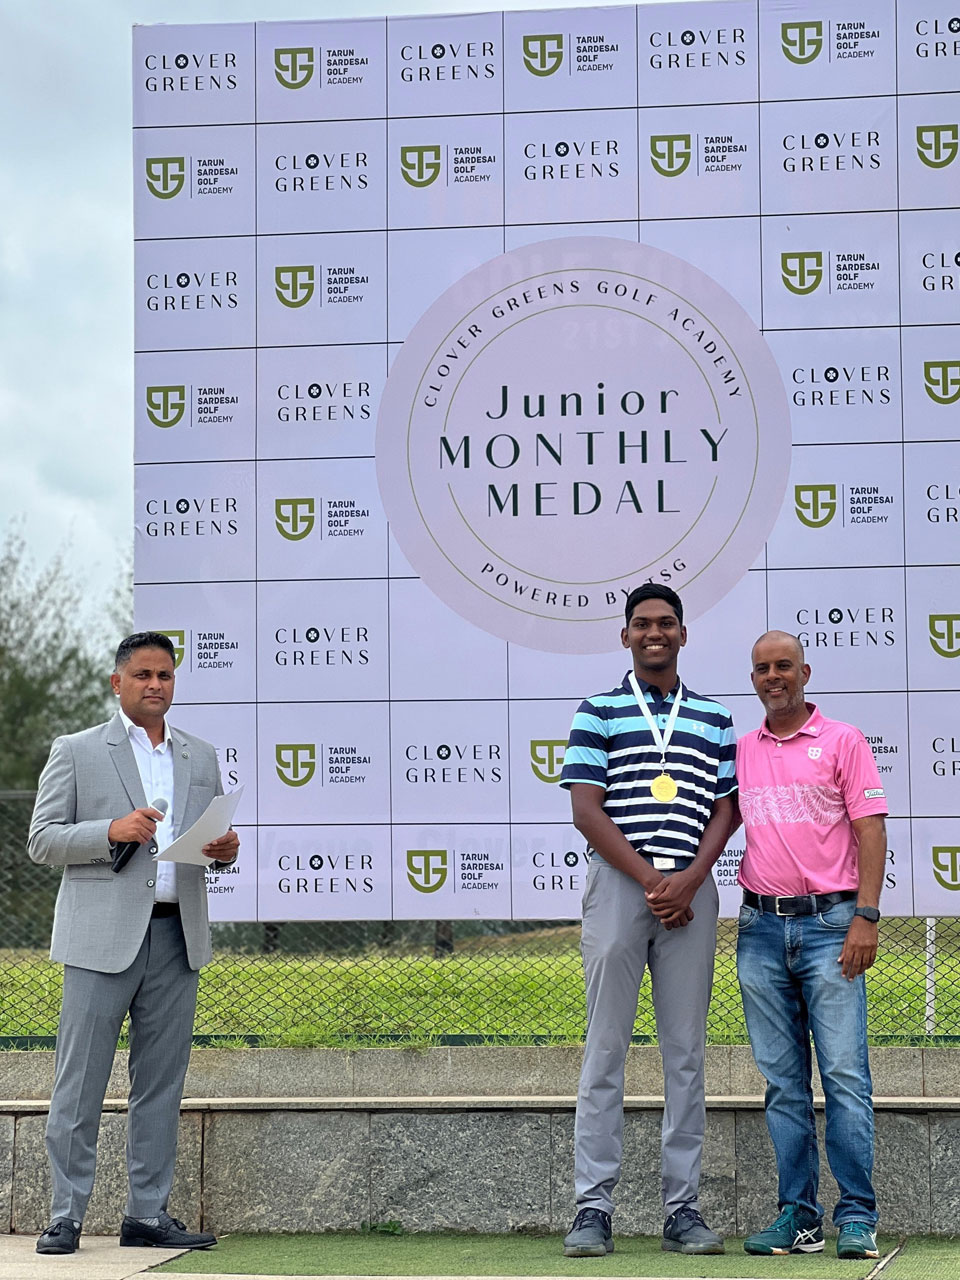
[737,899,877,1227]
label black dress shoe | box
[120,1211,217,1249]
[36,1218,82,1254]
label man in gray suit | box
[28,631,239,1255]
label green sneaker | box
[744,1205,824,1255]
[837,1222,879,1259]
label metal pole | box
[925,918,936,1035]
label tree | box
[0,528,125,789]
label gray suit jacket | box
[28,712,224,973]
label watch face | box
[855,906,881,922]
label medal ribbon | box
[628,672,684,774]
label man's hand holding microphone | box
[108,799,169,872]
[108,799,239,870]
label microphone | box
[111,797,169,874]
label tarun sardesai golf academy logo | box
[376,237,791,654]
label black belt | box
[743,889,856,916]
[151,901,180,918]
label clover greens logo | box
[529,740,567,783]
[781,251,824,295]
[916,124,959,169]
[522,34,564,76]
[274,498,316,541]
[933,846,960,891]
[157,630,185,668]
[145,385,186,429]
[400,144,442,188]
[275,265,315,308]
[145,157,185,200]
[794,483,837,528]
[274,47,315,89]
[275,743,316,787]
[781,20,823,64]
[929,614,960,659]
[650,134,692,178]
[924,360,960,405]
[406,849,448,893]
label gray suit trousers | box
[46,914,199,1221]
[574,860,719,1217]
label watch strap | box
[853,905,881,923]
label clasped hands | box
[644,866,701,929]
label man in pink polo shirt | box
[735,631,887,1262]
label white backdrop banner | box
[132,2,960,921]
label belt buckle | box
[774,896,792,916]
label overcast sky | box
[0,0,690,609]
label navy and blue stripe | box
[560,672,737,864]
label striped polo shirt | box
[560,672,737,866]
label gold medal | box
[650,773,678,803]
[628,673,685,807]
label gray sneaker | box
[662,1205,725,1255]
[562,1207,613,1257]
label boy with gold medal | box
[559,585,737,1258]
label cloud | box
[1,0,669,604]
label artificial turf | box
[151,1230,930,1277]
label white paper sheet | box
[153,788,243,865]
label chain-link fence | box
[2,791,958,1046]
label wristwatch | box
[853,905,881,923]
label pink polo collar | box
[756,702,823,743]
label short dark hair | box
[115,632,176,671]
[624,584,684,626]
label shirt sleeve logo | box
[863,787,885,799]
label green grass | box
[3,919,960,1046]
[884,1236,960,1277]
[152,1231,944,1277]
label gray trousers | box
[46,914,199,1222]
[574,860,719,1217]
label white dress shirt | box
[118,709,177,902]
